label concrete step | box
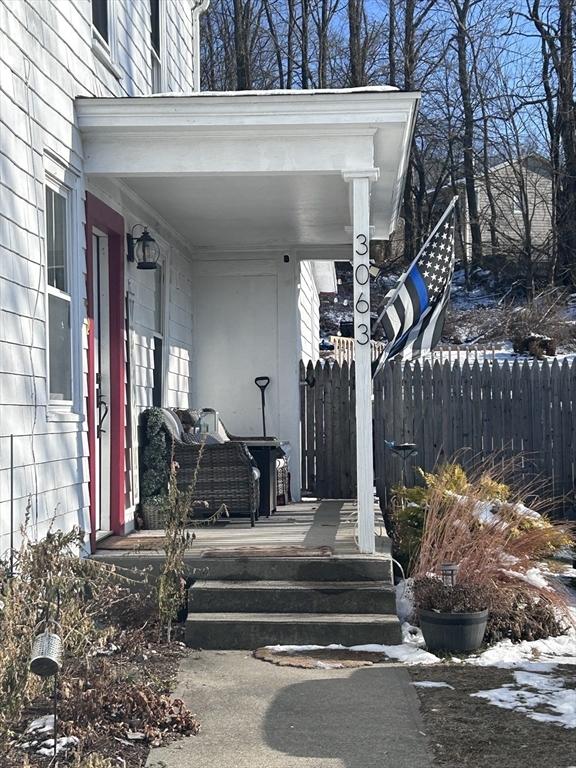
[188,580,396,615]
[185,612,402,649]
[94,553,392,583]
[186,555,393,583]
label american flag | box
[372,198,457,377]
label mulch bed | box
[2,631,196,768]
[409,664,576,768]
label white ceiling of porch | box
[78,88,421,252]
[123,174,351,250]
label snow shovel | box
[255,376,270,436]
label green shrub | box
[140,408,172,501]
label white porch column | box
[343,170,379,554]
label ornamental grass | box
[410,458,575,643]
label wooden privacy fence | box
[300,358,576,516]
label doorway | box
[92,231,111,535]
[86,192,126,549]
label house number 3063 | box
[355,234,370,345]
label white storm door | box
[93,232,112,534]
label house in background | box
[0,0,419,556]
[457,154,553,275]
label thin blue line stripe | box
[410,266,429,313]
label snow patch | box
[265,627,442,667]
[471,670,576,728]
[27,715,54,734]
[466,630,576,668]
[395,579,414,623]
[265,644,345,653]
[499,567,551,590]
[36,736,79,756]
[413,681,455,689]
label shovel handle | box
[255,376,270,390]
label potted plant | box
[413,572,489,653]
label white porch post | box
[343,170,379,554]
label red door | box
[85,193,125,550]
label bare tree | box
[347,0,365,86]
[199,0,575,291]
[448,0,483,268]
[526,0,576,285]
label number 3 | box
[356,323,369,345]
[355,234,368,256]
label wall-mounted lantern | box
[126,225,160,270]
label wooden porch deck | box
[96,500,388,557]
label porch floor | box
[96,499,388,557]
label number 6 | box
[355,293,369,314]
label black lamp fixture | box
[126,224,160,270]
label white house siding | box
[0,0,196,552]
[298,260,320,364]
[476,168,553,248]
[458,160,553,265]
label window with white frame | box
[45,183,74,404]
[150,0,164,93]
[92,0,109,44]
[91,0,119,74]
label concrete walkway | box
[146,651,433,768]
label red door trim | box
[85,193,125,550]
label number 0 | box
[355,264,369,285]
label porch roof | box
[76,87,420,253]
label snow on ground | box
[471,669,576,728]
[418,341,576,367]
[36,736,79,757]
[26,715,55,734]
[266,624,442,667]
[21,716,79,756]
[265,643,347,653]
[413,681,454,689]
[395,579,414,623]
[465,617,576,669]
[350,640,440,665]
[265,626,576,670]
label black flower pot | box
[418,608,489,653]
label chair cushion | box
[181,430,226,445]
[160,408,183,439]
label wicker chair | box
[145,408,260,527]
[179,408,289,511]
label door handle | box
[97,392,109,438]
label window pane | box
[151,0,160,55]
[153,266,163,332]
[49,294,72,401]
[92,0,108,42]
[46,187,68,292]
